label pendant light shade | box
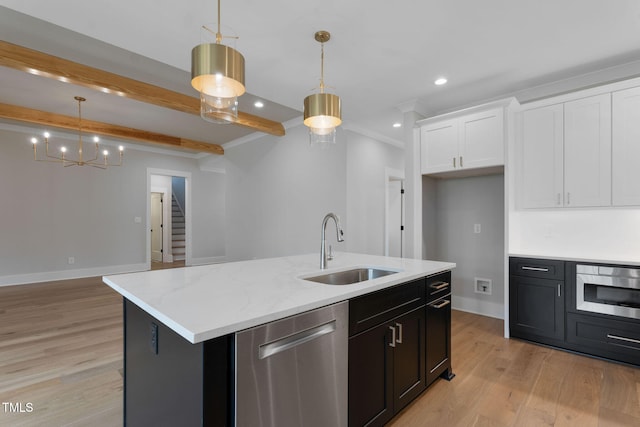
[191,0,245,123]
[303,31,342,144]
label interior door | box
[151,192,163,262]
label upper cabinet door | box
[612,87,640,206]
[460,107,504,169]
[563,94,612,207]
[420,119,459,174]
[519,104,564,208]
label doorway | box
[385,168,405,258]
[150,192,164,262]
[147,168,192,269]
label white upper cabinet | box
[420,119,458,173]
[563,94,611,207]
[460,108,504,170]
[518,93,611,208]
[419,100,514,176]
[519,104,564,208]
[612,87,640,206]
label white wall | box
[0,128,225,285]
[424,174,505,318]
[509,209,640,264]
[346,133,404,255]
[223,125,404,263]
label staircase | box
[171,195,186,261]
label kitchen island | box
[103,252,455,426]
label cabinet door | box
[460,107,504,169]
[392,306,426,413]
[519,104,564,208]
[509,275,565,342]
[348,323,394,427]
[612,87,640,206]
[420,119,459,174]
[564,94,612,207]
[426,297,451,386]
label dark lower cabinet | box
[348,306,425,427]
[509,258,565,345]
[348,273,456,427]
[392,307,427,412]
[566,312,640,366]
[425,272,454,386]
[124,299,232,427]
[348,318,394,427]
[426,295,452,385]
[510,257,640,368]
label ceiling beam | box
[0,103,224,155]
[0,40,286,137]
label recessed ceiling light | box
[254,101,264,108]
[393,122,402,128]
[434,77,448,86]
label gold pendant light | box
[191,0,245,123]
[30,96,123,169]
[303,30,342,144]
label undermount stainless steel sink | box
[302,267,399,285]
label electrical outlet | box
[67,257,75,265]
[473,224,481,234]
[150,322,159,355]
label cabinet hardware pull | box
[430,281,449,290]
[431,299,450,309]
[395,322,403,344]
[389,325,397,347]
[557,193,561,205]
[460,156,463,167]
[557,284,562,297]
[453,157,456,168]
[607,334,640,346]
[567,192,571,205]
[521,266,549,272]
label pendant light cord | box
[216,0,222,44]
[319,42,325,93]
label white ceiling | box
[2,0,640,151]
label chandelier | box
[303,30,342,145]
[31,96,123,168]
[191,0,245,123]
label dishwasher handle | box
[259,320,337,359]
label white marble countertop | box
[103,252,455,343]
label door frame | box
[147,168,192,268]
[385,167,405,257]
[150,191,166,262]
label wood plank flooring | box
[1,276,639,426]
[389,311,640,427]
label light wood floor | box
[1,277,639,426]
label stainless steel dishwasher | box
[235,301,348,427]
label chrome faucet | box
[320,213,344,269]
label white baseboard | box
[0,263,148,287]
[190,256,227,266]
[452,295,504,320]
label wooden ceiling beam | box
[0,103,224,155]
[0,40,285,137]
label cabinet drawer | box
[426,271,451,303]
[349,279,425,336]
[509,257,564,280]
[567,313,640,366]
